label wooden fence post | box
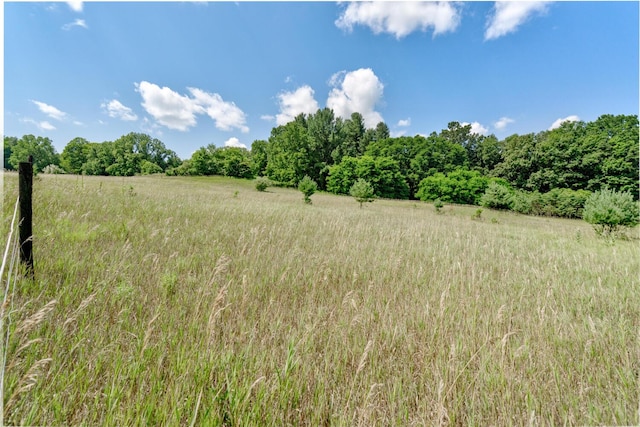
[19,156,34,279]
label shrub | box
[255,176,271,192]
[140,160,163,175]
[350,179,375,208]
[582,189,639,236]
[480,182,513,210]
[41,164,66,174]
[298,176,318,204]
[416,169,490,205]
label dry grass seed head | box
[15,300,57,336]
[5,358,53,412]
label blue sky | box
[4,1,639,159]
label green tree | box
[493,133,539,190]
[583,189,639,236]
[4,136,18,170]
[9,134,60,173]
[265,119,311,186]
[251,140,269,177]
[82,142,114,175]
[332,112,366,163]
[298,175,318,204]
[60,137,90,174]
[189,146,219,175]
[350,178,375,208]
[582,114,639,198]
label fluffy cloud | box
[326,68,384,128]
[31,100,67,121]
[224,137,248,149]
[101,99,138,121]
[62,19,88,30]
[462,121,489,135]
[397,118,411,127]
[67,1,83,12]
[136,82,200,131]
[135,81,248,133]
[275,85,319,126]
[549,115,579,130]
[336,2,461,39]
[189,88,249,133]
[494,116,514,130]
[485,2,551,41]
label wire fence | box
[0,196,22,426]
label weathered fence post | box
[19,156,34,279]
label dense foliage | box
[582,189,640,235]
[4,112,637,220]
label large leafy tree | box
[250,140,269,177]
[60,137,90,174]
[265,118,311,186]
[82,142,114,175]
[582,114,639,198]
[4,136,18,170]
[306,108,342,189]
[332,112,366,163]
[214,147,253,179]
[8,134,60,173]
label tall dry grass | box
[1,173,638,425]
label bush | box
[480,182,513,210]
[41,164,66,174]
[583,189,639,236]
[298,176,318,204]
[140,160,163,175]
[255,176,271,192]
[510,188,591,219]
[350,178,375,208]
[415,169,490,205]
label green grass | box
[2,173,639,426]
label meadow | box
[1,173,638,426]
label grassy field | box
[1,173,639,426]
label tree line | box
[4,112,638,218]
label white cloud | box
[21,118,56,131]
[31,100,67,121]
[67,1,83,12]
[549,115,579,130]
[326,68,384,128]
[485,2,551,41]
[135,81,249,133]
[275,85,319,126]
[397,118,411,127]
[494,116,514,130]
[462,121,489,135]
[102,99,138,121]
[62,19,88,30]
[261,114,276,122]
[336,1,461,39]
[224,137,248,149]
[188,88,249,133]
[136,82,200,131]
